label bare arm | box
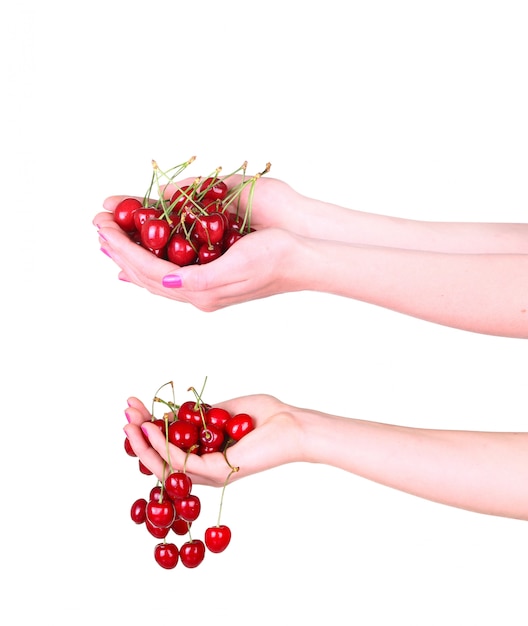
[127,394,528,521]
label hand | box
[96,214,303,310]
[123,394,303,487]
[94,176,318,311]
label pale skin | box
[124,394,528,522]
[94,176,528,338]
[96,176,528,520]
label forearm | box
[293,237,528,337]
[296,196,528,253]
[295,407,528,520]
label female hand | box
[124,393,528,520]
[123,394,303,487]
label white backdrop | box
[1,1,527,625]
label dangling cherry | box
[154,542,179,569]
[179,539,206,568]
[130,498,147,524]
[164,471,192,500]
[175,494,201,522]
[205,525,232,553]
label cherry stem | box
[151,381,175,418]
[216,466,238,527]
[187,377,209,430]
[183,445,199,473]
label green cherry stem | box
[216,466,238,527]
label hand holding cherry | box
[94,156,329,311]
[124,381,305,570]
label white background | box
[1,1,527,624]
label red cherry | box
[167,420,199,451]
[170,185,194,213]
[205,525,232,553]
[133,207,162,232]
[198,242,223,264]
[179,539,206,568]
[164,471,192,500]
[205,407,231,430]
[130,498,147,524]
[149,486,165,503]
[194,214,226,245]
[145,517,170,538]
[124,437,136,457]
[146,499,176,529]
[114,197,142,233]
[199,425,224,451]
[139,460,153,475]
[151,418,168,435]
[223,227,244,250]
[140,218,171,251]
[166,232,198,266]
[199,178,228,202]
[177,401,206,428]
[225,413,255,441]
[154,542,179,569]
[175,494,201,522]
[171,516,190,536]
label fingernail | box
[125,410,131,423]
[99,231,108,241]
[101,247,111,258]
[119,275,130,283]
[141,425,150,438]
[162,274,183,288]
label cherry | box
[166,232,197,266]
[199,424,224,450]
[154,542,179,569]
[150,418,168,435]
[171,517,190,536]
[124,437,136,457]
[145,517,170,539]
[225,413,255,441]
[149,485,165,503]
[139,460,153,476]
[133,207,162,232]
[205,525,232,553]
[179,539,206,568]
[130,498,147,524]
[177,401,206,428]
[205,407,231,430]
[140,218,171,251]
[223,227,243,250]
[194,214,226,246]
[170,185,194,213]
[175,494,201,522]
[114,197,142,233]
[199,178,229,202]
[168,420,199,451]
[146,499,176,529]
[198,242,223,264]
[164,471,192,500]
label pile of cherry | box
[113,157,271,265]
[125,382,255,570]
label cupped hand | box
[123,394,303,487]
[94,207,304,310]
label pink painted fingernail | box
[101,247,111,258]
[162,274,183,288]
[119,275,130,283]
[141,425,150,438]
[125,410,132,423]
